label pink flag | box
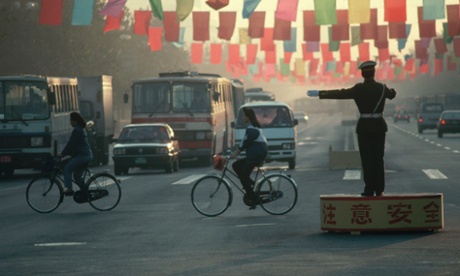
[433,58,443,75]
[148,27,162,51]
[275,0,299,22]
[103,11,123,32]
[321,43,334,62]
[339,43,351,63]
[193,12,210,41]
[210,44,222,64]
[260,28,275,51]
[358,42,370,62]
[228,44,240,65]
[284,52,293,64]
[265,48,277,64]
[378,48,390,62]
[134,11,152,35]
[163,12,180,42]
[218,12,236,40]
[99,0,126,17]
[301,44,314,61]
[39,0,63,26]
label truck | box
[77,75,114,166]
[417,102,444,134]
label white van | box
[232,101,298,169]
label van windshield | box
[236,106,293,128]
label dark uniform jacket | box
[61,126,93,158]
[319,79,396,133]
[239,125,268,164]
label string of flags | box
[37,0,460,85]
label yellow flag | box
[348,0,370,24]
[239,28,252,44]
[176,0,194,21]
[295,58,305,76]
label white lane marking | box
[172,174,206,185]
[422,169,448,179]
[343,170,361,180]
[34,242,86,247]
[236,223,277,228]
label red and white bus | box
[130,72,243,165]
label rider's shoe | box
[63,188,74,196]
[248,196,260,210]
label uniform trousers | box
[232,158,257,201]
[357,132,386,195]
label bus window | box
[172,82,209,112]
[132,82,170,113]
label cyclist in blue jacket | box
[57,112,93,195]
[231,108,268,209]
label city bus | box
[0,75,79,176]
[130,71,239,165]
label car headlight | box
[282,143,295,150]
[31,137,43,147]
[113,148,126,155]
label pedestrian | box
[308,60,397,196]
[230,107,268,208]
[57,112,93,195]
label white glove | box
[307,90,319,97]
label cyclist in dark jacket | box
[58,112,93,195]
[231,108,268,209]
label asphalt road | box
[2,114,460,275]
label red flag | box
[104,11,124,32]
[418,7,436,38]
[246,44,258,64]
[284,52,293,64]
[191,43,203,64]
[339,43,351,63]
[210,43,222,64]
[218,12,236,40]
[148,27,162,51]
[303,11,320,41]
[358,42,370,61]
[228,44,240,65]
[434,38,448,54]
[273,18,291,40]
[454,37,460,57]
[388,22,407,39]
[134,11,151,35]
[447,5,460,37]
[39,0,63,26]
[301,44,314,61]
[378,48,390,62]
[384,0,406,22]
[360,9,377,39]
[331,10,349,41]
[193,12,210,41]
[206,0,229,10]
[248,12,265,38]
[321,43,334,62]
[265,49,277,64]
[415,40,428,59]
[433,58,443,75]
[163,12,180,42]
[419,61,429,74]
[260,28,275,51]
[447,55,457,71]
[375,25,388,49]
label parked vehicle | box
[78,75,114,166]
[112,123,180,175]
[394,111,410,123]
[437,110,460,138]
[232,101,298,169]
[417,103,444,133]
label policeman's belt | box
[360,113,383,118]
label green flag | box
[149,0,164,20]
[314,0,336,25]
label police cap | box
[358,60,376,71]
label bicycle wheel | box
[86,172,121,211]
[256,173,297,215]
[191,175,232,217]
[26,176,63,213]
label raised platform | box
[320,193,444,234]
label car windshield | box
[236,106,293,128]
[118,126,169,143]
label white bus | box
[0,75,79,176]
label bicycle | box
[191,154,298,217]
[26,157,121,213]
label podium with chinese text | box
[320,194,444,234]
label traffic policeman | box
[308,60,397,196]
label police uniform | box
[318,60,397,196]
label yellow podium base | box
[320,194,444,234]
